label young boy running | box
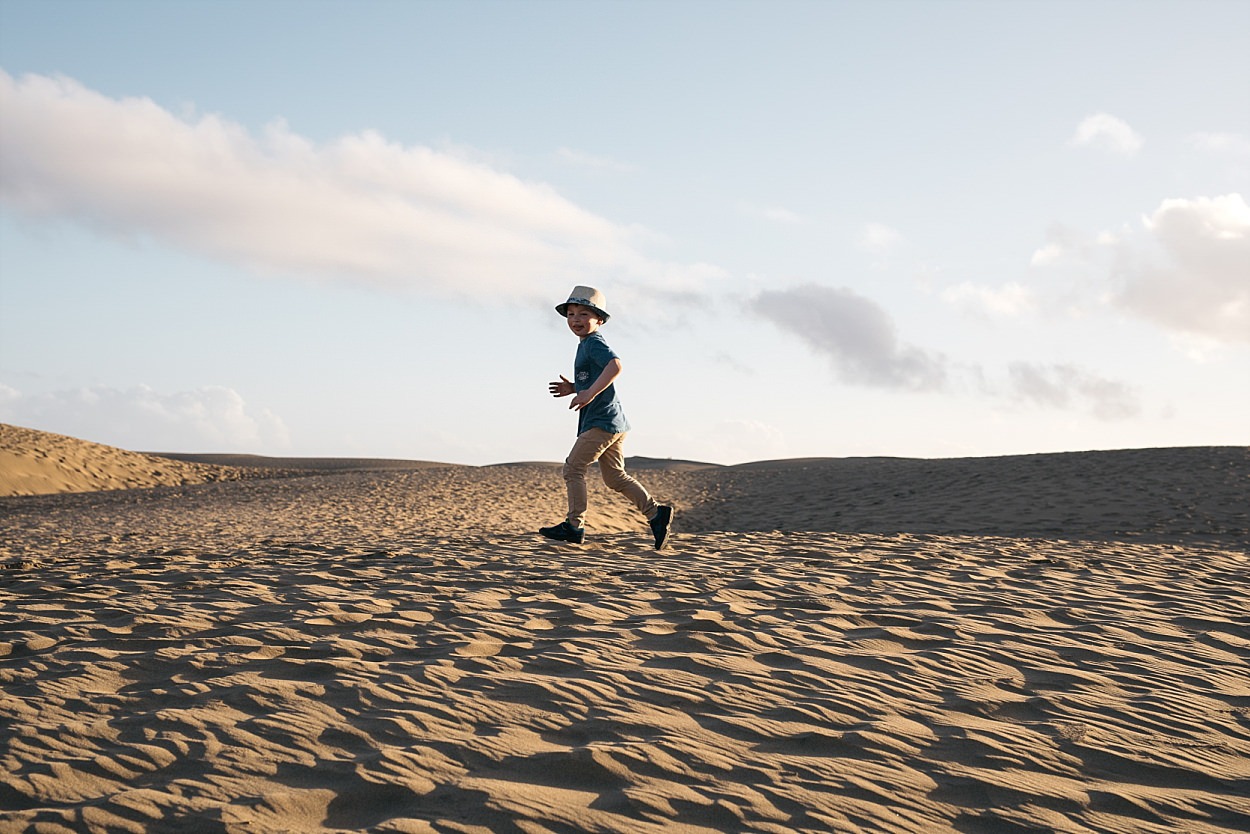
[540,286,674,549]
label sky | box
[1,0,1247,466]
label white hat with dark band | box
[555,286,610,322]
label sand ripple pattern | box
[2,449,1248,832]
[1,534,1246,831]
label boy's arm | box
[569,358,622,411]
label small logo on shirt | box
[576,371,590,382]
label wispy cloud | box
[1186,132,1250,156]
[0,71,706,304]
[942,282,1035,318]
[737,202,807,225]
[1068,113,1143,156]
[555,146,638,173]
[858,223,905,254]
[1113,193,1249,344]
[746,285,1144,421]
[749,285,947,391]
[0,384,290,451]
[1006,362,1140,420]
[1028,224,1115,268]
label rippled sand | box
[2,428,1247,833]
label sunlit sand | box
[2,424,1247,833]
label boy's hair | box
[565,302,605,323]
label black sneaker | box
[539,521,585,544]
[649,505,674,550]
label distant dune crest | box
[0,425,723,497]
[2,423,1246,543]
[0,423,250,496]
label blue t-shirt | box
[574,332,631,435]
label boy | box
[540,286,674,549]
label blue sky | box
[2,0,1247,465]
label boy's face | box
[565,304,603,338]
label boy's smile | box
[565,304,603,339]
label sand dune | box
[0,423,715,497]
[0,424,260,497]
[679,448,1250,542]
[149,452,458,472]
[1,427,1247,833]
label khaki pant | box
[563,428,657,528]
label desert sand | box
[0,424,259,497]
[1,423,1247,833]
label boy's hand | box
[548,375,574,397]
[569,389,596,411]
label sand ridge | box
[678,448,1250,543]
[148,452,460,473]
[1,429,1248,833]
[0,424,264,497]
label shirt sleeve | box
[585,336,619,367]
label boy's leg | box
[597,434,659,519]
[563,428,617,529]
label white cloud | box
[0,384,290,452]
[750,284,947,391]
[556,146,638,173]
[1068,113,1143,155]
[858,222,905,253]
[1186,132,1250,156]
[737,202,807,225]
[1113,193,1250,343]
[942,281,1035,317]
[1029,243,1066,267]
[0,71,706,305]
[1029,224,1123,269]
[1166,332,1231,364]
[1024,201,1248,343]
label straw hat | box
[555,286,610,321]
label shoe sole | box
[539,529,585,545]
[651,507,673,550]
